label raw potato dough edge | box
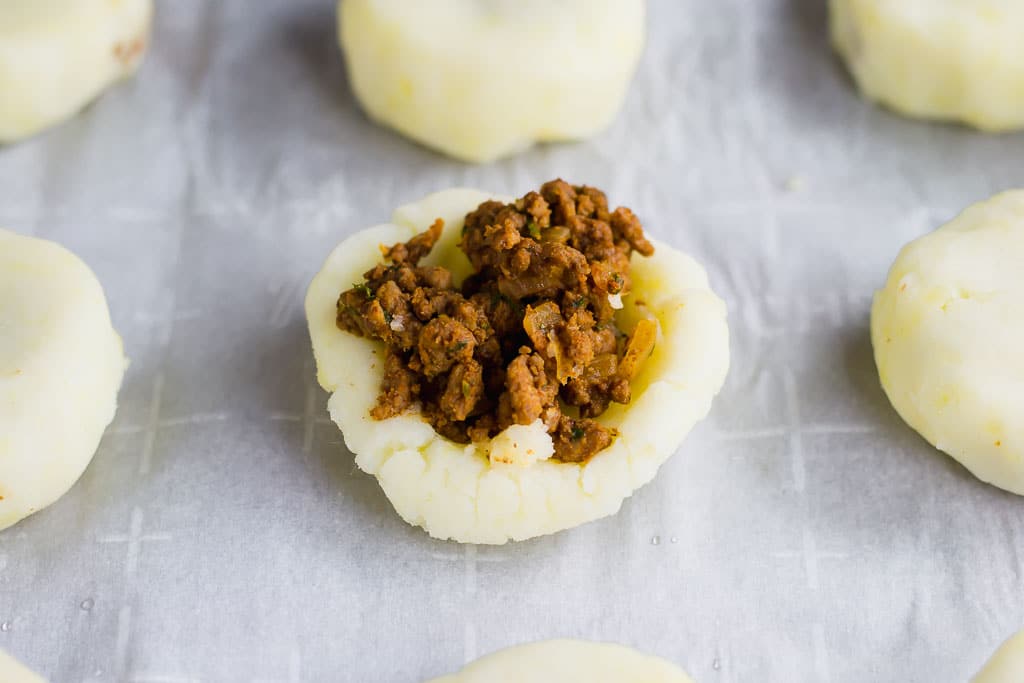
[425,639,694,683]
[306,189,730,544]
[338,0,646,162]
[974,629,1024,683]
[871,190,1024,495]
[0,649,45,683]
[0,0,154,143]
[0,229,126,531]
[830,0,1024,131]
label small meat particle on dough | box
[0,0,154,143]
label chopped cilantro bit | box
[572,296,587,309]
[451,341,468,354]
[383,310,394,324]
[352,282,374,299]
[570,426,585,441]
[611,272,624,287]
[526,221,541,239]
[461,379,471,398]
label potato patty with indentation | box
[306,187,729,544]
[0,229,126,531]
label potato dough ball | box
[338,0,646,162]
[426,640,694,683]
[305,189,729,544]
[871,191,1024,494]
[0,230,126,531]
[974,629,1024,683]
[830,0,1024,131]
[0,0,153,143]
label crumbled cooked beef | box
[370,350,418,420]
[553,415,614,464]
[337,181,657,463]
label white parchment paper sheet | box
[2,1,1024,681]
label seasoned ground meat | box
[337,181,658,463]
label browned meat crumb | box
[337,180,656,464]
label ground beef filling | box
[337,180,657,464]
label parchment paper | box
[2,1,1024,681]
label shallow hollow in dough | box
[338,0,646,162]
[974,629,1024,683]
[305,189,730,545]
[0,0,154,143]
[871,191,1024,495]
[830,0,1024,131]
[426,639,694,683]
[0,229,126,531]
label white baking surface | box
[1,1,1023,681]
